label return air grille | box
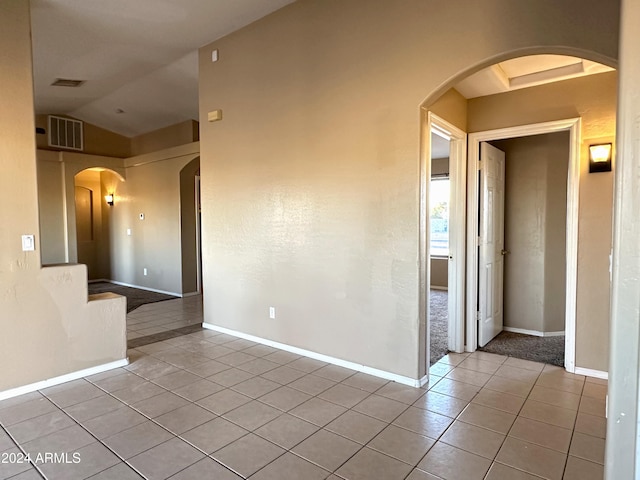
[48,115,83,151]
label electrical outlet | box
[269,307,276,319]
[143,268,148,276]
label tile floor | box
[0,298,606,480]
[126,296,203,343]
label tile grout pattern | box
[0,297,606,480]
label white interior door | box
[478,142,505,347]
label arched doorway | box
[420,53,617,378]
[179,157,201,295]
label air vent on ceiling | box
[51,78,85,87]
[48,115,83,151]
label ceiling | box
[30,0,295,137]
[455,55,614,99]
[30,3,614,139]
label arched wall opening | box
[179,157,201,295]
[73,167,125,280]
[418,50,617,379]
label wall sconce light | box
[105,193,114,206]
[589,143,612,173]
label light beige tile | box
[483,376,533,398]
[128,437,204,480]
[579,395,606,418]
[529,384,581,410]
[236,358,281,376]
[458,357,501,375]
[63,394,125,422]
[471,388,525,415]
[458,403,516,434]
[212,434,286,478]
[38,441,120,480]
[413,390,469,418]
[87,462,146,480]
[92,372,148,393]
[196,389,251,415]
[111,381,167,405]
[468,351,507,364]
[181,417,248,454]
[342,372,389,392]
[132,391,190,418]
[0,448,32,478]
[207,368,255,387]
[536,372,585,394]
[509,416,572,453]
[429,378,481,401]
[250,452,329,480]
[170,458,242,480]
[312,364,356,382]
[152,370,201,390]
[262,350,302,365]
[7,410,75,444]
[437,352,470,366]
[292,429,360,471]
[336,447,412,480]
[223,400,282,431]
[242,344,279,358]
[173,379,225,401]
[217,351,257,367]
[325,410,386,444]
[103,421,173,459]
[429,362,456,377]
[563,455,604,480]
[81,406,148,439]
[575,412,606,438]
[254,413,318,449]
[520,399,577,429]
[368,424,435,465]
[352,394,408,422]
[231,376,281,398]
[258,386,312,412]
[185,359,231,377]
[582,382,607,401]
[288,375,336,396]
[570,432,605,464]
[440,420,505,459]
[494,365,539,384]
[289,397,347,427]
[585,376,608,386]
[42,381,106,408]
[406,469,441,480]
[485,462,541,480]
[392,406,453,438]
[445,367,492,387]
[418,441,491,480]
[496,437,566,480]
[318,383,370,408]
[376,382,427,404]
[503,357,545,372]
[23,425,96,457]
[154,403,216,434]
[285,356,329,373]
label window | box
[430,177,449,255]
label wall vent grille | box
[48,115,83,151]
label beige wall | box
[429,89,467,133]
[199,0,619,379]
[492,133,568,334]
[37,151,66,264]
[0,1,125,393]
[131,120,199,157]
[110,144,200,295]
[468,72,616,370]
[180,157,201,294]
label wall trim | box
[0,358,129,401]
[202,323,424,388]
[108,280,181,297]
[88,278,110,284]
[503,327,565,337]
[574,367,608,380]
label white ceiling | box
[30,0,295,137]
[455,55,614,99]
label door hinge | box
[476,311,481,322]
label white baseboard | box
[430,286,448,291]
[0,358,129,401]
[202,323,424,388]
[574,367,608,380]
[503,327,565,337]
[107,280,181,297]
[88,278,110,284]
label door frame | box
[421,111,467,376]
[466,118,581,372]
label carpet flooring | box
[480,331,565,367]
[430,289,449,365]
[88,281,178,313]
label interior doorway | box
[424,113,466,367]
[467,119,581,371]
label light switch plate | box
[21,235,35,251]
[208,110,222,122]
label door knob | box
[501,249,510,255]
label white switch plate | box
[208,110,223,122]
[127,228,132,236]
[143,268,148,276]
[211,49,219,62]
[21,235,35,251]
[269,307,276,319]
